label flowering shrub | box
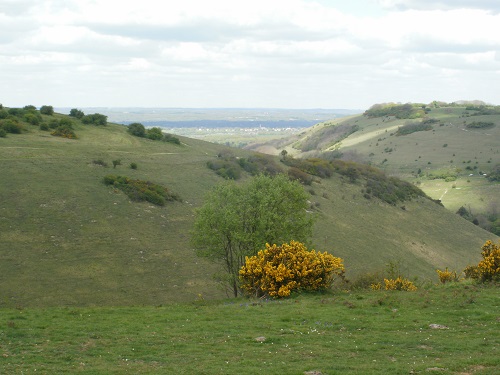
[383,277,417,291]
[436,267,459,284]
[239,241,345,298]
[465,240,500,282]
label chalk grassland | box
[0,114,497,308]
[0,119,233,306]
[0,283,498,374]
[248,106,500,216]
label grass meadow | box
[1,115,497,307]
[0,282,498,374]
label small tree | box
[239,241,345,298]
[128,122,146,137]
[192,174,314,297]
[112,159,122,168]
[40,105,54,115]
[146,127,163,140]
[69,108,85,119]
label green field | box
[0,283,498,374]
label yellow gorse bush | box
[465,240,500,282]
[436,267,459,284]
[239,240,345,298]
[383,277,417,291]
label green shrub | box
[395,121,433,136]
[93,159,108,167]
[127,122,146,137]
[0,119,23,134]
[0,128,6,137]
[24,112,42,125]
[69,108,84,119]
[82,113,107,126]
[287,167,313,185]
[146,127,163,140]
[465,121,495,129]
[40,105,54,115]
[130,162,138,170]
[51,126,77,139]
[364,103,425,119]
[163,133,181,144]
[103,175,181,206]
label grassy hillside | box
[248,103,500,232]
[0,283,499,374]
[0,107,497,307]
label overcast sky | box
[1,0,500,109]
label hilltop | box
[0,104,497,307]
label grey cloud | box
[82,18,344,45]
[0,0,37,16]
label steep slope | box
[247,103,500,227]
[0,109,496,307]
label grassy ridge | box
[0,110,497,307]
[0,283,498,374]
[249,104,500,221]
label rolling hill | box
[0,105,497,307]
[247,102,500,235]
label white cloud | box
[1,0,500,108]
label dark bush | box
[24,112,43,125]
[0,119,23,134]
[146,127,163,140]
[82,113,107,126]
[128,122,146,137]
[69,108,84,119]
[288,167,313,185]
[103,175,181,206]
[163,133,181,144]
[395,121,433,136]
[40,105,54,115]
[465,121,495,129]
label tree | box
[192,174,313,297]
[146,127,163,140]
[69,108,84,119]
[40,105,54,115]
[128,122,146,137]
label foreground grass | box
[1,283,498,374]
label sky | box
[1,0,500,110]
